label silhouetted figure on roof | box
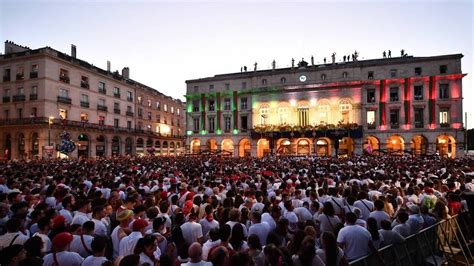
[323,57,326,64]
[388,50,391,58]
[311,56,314,66]
[272,60,276,70]
[343,55,346,62]
[401,49,405,56]
[254,62,257,71]
[291,58,295,68]
[383,51,386,58]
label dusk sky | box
[1,0,473,126]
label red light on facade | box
[403,124,411,130]
[380,125,387,131]
[452,123,462,129]
[428,124,436,130]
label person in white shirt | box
[59,195,75,225]
[134,235,159,266]
[392,211,411,237]
[72,199,91,226]
[91,205,107,237]
[146,217,168,255]
[353,191,374,221]
[119,218,148,257]
[293,204,313,222]
[70,221,95,258]
[43,232,84,266]
[379,220,405,247]
[226,208,249,237]
[111,209,133,260]
[317,202,341,233]
[32,216,52,254]
[181,212,203,245]
[369,200,390,229]
[337,212,375,262]
[181,242,212,266]
[261,206,281,231]
[199,205,219,241]
[81,236,109,266]
[202,228,221,261]
[0,218,29,249]
[248,211,270,246]
[283,200,299,233]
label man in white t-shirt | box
[353,192,374,221]
[248,211,271,245]
[82,236,109,266]
[369,200,390,229]
[337,212,374,261]
[180,212,203,245]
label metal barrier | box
[349,212,473,266]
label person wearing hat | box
[42,232,84,266]
[111,209,133,260]
[119,218,149,257]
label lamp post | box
[48,116,54,146]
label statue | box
[343,55,346,62]
[244,66,247,72]
[383,51,386,58]
[388,50,392,58]
[401,49,405,56]
[323,57,326,64]
[291,58,295,68]
[240,67,243,72]
[331,52,336,63]
[311,55,314,65]
[354,50,359,61]
[272,60,276,70]
[254,62,257,71]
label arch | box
[257,138,270,158]
[315,137,331,157]
[96,135,107,157]
[77,133,90,158]
[221,139,234,156]
[339,137,354,156]
[238,138,251,157]
[297,100,310,108]
[146,138,153,148]
[207,139,218,153]
[410,135,428,156]
[31,132,39,157]
[386,135,405,154]
[296,138,311,155]
[18,133,25,159]
[4,134,12,160]
[125,137,133,155]
[280,77,286,84]
[112,136,121,156]
[136,138,144,147]
[162,141,168,148]
[155,140,161,148]
[364,136,380,154]
[436,135,456,158]
[276,138,291,155]
[190,138,201,154]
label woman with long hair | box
[318,202,341,234]
[291,236,324,266]
[134,234,158,266]
[229,223,248,252]
[366,217,384,249]
[316,231,347,266]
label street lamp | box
[48,116,54,146]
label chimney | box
[107,61,111,72]
[122,67,130,79]
[71,44,76,58]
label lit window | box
[259,105,269,125]
[59,109,67,119]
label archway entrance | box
[221,139,234,156]
[5,134,11,160]
[207,139,217,153]
[170,142,175,156]
[162,141,169,155]
[146,139,154,155]
[277,139,291,155]
[176,142,182,155]
[339,137,354,156]
[238,138,251,157]
[437,135,456,158]
[257,138,270,158]
[296,139,311,155]
[155,141,161,156]
[125,137,133,155]
[96,135,106,157]
[364,136,380,154]
[315,138,331,156]
[136,138,144,155]
[387,135,404,154]
[112,136,120,156]
[31,133,39,157]
[18,133,25,159]
[411,135,428,156]
[77,133,89,158]
[190,139,201,154]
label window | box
[156,114,160,122]
[224,116,231,132]
[210,84,215,90]
[127,121,132,129]
[4,88,10,97]
[415,108,424,128]
[156,101,161,110]
[439,84,449,99]
[164,104,168,112]
[147,112,152,120]
[241,116,248,131]
[240,97,248,110]
[81,76,89,88]
[193,100,200,112]
[390,87,399,102]
[367,89,376,103]
[114,102,120,109]
[18,108,23,119]
[390,69,397,78]
[98,116,105,126]
[262,79,267,86]
[137,121,143,130]
[414,85,423,100]
[81,94,89,103]
[390,109,399,128]
[127,106,133,112]
[319,105,329,124]
[147,99,152,107]
[440,65,448,74]
[298,106,309,127]
[30,65,38,78]
[127,91,133,102]
[368,71,374,80]
[3,69,11,81]
[113,87,120,97]
[17,87,24,95]
[193,86,199,92]
[59,109,67,119]
[138,108,143,117]
[242,82,247,89]
[281,77,286,83]
[137,96,142,104]
[193,117,200,132]
[225,83,230,90]
[171,106,174,114]
[440,109,449,126]
[114,119,119,128]
[177,108,180,115]
[98,98,105,106]
[415,67,422,76]
[339,102,352,123]
[31,107,37,117]
[59,88,69,98]
[164,116,167,124]
[59,69,69,83]
[367,110,376,129]
[342,72,348,79]
[278,107,289,124]
[224,98,231,110]
[208,117,215,132]
[321,74,326,80]
[98,81,106,94]
[31,85,38,95]
[80,112,88,122]
[259,105,269,125]
[209,99,215,111]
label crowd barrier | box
[349,212,474,266]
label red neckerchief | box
[206,214,214,222]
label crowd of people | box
[0,154,472,266]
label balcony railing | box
[97,105,108,112]
[114,108,121,114]
[114,93,121,98]
[126,111,134,116]
[57,96,72,104]
[81,81,89,89]
[59,75,70,83]
[414,95,423,101]
[30,72,38,79]
[440,122,450,128]
[367,122,376,129]
[98,88,106,94]
[415,121,424,128]
[127,97,133,102]
[80,101,90,108]
[3,76,10,82]
[390,122,400,129]
[3,96,10,103]
[16,73,24,80]
[390,97,399,102]
[29,94,38,101]
[12,95,26,102]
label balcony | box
[114,93,121,98]
[57,96,72,104]
[367,122,376,130]
[440,122,450,128]
[29,94,38,101]
[126,111,134,116]
[81,81,89,89]
[414,95,423,101]
[3,96,10,103]
[3,76,10,82]
[59,75,70,84]
[114,108,121,114]
[127,97,133,102]
[98,88,106,94]
[415,121,424,128]
[16,73,24,80]
[97,105,108,112]
[12,95,26,102]
[390,97,399,102]
[80,101,90,108]
[390,122,400,129]
[30,72,38,79]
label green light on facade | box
[216,129,222,135]
[233,129,239,134]
[201,130,207,135]
[186,130,193,135]
[186,104,193,113]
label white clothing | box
[226,221,248,237]
[180,221,203,244]
[318,214,341,233]
[393,223,411,237]
[81,256,108,266]
[139,252,155,265]
[72,211,90,225]
[181,261,213,266]
[378,229,405,247]
[33,232,52,253]
[70,234,94,258]
[293,207,313,221]
[316,247,344,266]
[119,231,142,257]
[354,199,374,220]
[337,224,372,261]
[59,209,74,225]
[43,251,83,266]
[0,231,29,249]
[248,222,270,245]
[199,217,219,241]
[369,210,390,229]
[92,218,107,237]
[202,239,221,260]
[261,213,277,231]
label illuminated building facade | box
[0,41,185,159]
[185,54,465,158]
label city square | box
[0,1,473,266]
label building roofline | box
[185,53,464,84]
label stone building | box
[185,54,465,158]
[0,41,185,159]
